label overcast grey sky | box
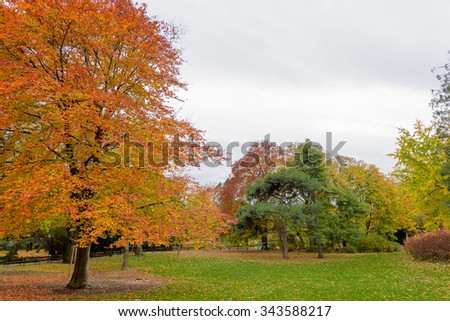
[146,0,450,184]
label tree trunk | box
[122,243,129,271]
[261,232,269,250]
[281,218,289,260]
[317,242,324,259]
[275,218,289,260]
[63,243,73,263]
[366,207,373,236]
[63,230,77,263]
[134,244,143,256]
[67,244,91,289]
[10,240,19,257]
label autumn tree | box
[391,122,449,230]
[120,182,229,269]
[328,158,415,245]
[241,141,332,259]
[389,53,450,232]
[239,146,412,258]
[219,140,288,249]
[0,0,226,289]
[219,140,284,214]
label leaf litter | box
[0,269,170,300]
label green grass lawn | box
[4,250,449,300]
[89,250,449,300]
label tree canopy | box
[0,0,227,288]
[240,142,333,259]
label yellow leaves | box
[329,157,417,235]
[0,0,229,254]
[391,121,449,230]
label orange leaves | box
[0,163,68,239]
[112,177,230,249]
[218,140,287,216]
[0,0,228,252]
[177,185,231,246]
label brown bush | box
[404,229,450,262]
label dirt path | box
[0,269,169,300]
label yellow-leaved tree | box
[391,122,450,230]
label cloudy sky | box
[146,0,450,184]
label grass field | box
[2,250,449,300]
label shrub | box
[351,234,401,253]
[0,246,18,262]
[339,245,358,253]
[404,229,450,262]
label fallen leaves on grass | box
[0,269,169,300]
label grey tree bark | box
[134,244,143,256]
[67,244,91,289]
[122,243,129,271]
[317,242,324,259]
